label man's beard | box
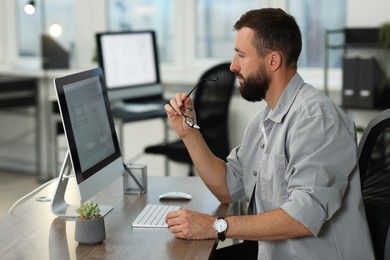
[238,64,270,102]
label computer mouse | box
[159,191,192,200]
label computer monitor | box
[41,34,69,70]
[51,67,124,217]
[95,30,163,103]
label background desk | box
[0,76,39,173]
[111,102,167,148]
[111,102,170,176]
[0,176,229,259]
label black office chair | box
[358,108,390,260]
[144,62,236,176]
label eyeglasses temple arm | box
[186,77,218,98]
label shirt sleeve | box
[225,144,246,202]
[280,113,357,236]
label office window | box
[17,0,75,58]
[108,0,175,63]
[196,0,346,68]
[287,0,346,68]
[107,0,346,70]
[195,0,261,59]
[12,1,347,70]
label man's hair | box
[233,8,302,69]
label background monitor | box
[41,34,69,69]
[96,30,163,102]
[52,67,124,217]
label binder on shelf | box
[342,57,359,108]
[342,57,390,109]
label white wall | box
[0,1,17,64]
[347,0,390,27]
[74,0,107,69]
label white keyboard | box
[132,204,180,228]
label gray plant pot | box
[75,217,106,245]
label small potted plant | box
[75,201,106,245]
[378,22,390,90]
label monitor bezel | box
[95,30,162,101]
[54,67,122,184]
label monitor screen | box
[96,30,162,102]
[52,67,124,217]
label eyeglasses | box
[180,77,218,129]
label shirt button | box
[246,196,250,202]
[260,143,265,149]
[253,170,257,177]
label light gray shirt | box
[225,73,375,259]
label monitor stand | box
[51,150,113,217]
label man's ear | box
[269,52,282,71]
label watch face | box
[214,219,228,232]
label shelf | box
[345,28,379,46]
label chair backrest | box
[358,108,390,260]
[192,62,236,160]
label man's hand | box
[165,93,197,138]
[165,209,217,240]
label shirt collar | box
[263,72,304,124]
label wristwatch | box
[213,216,228,241]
